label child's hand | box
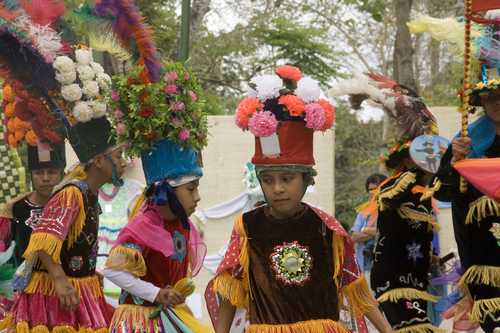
[155,287,185,308]
[54,276,79,311]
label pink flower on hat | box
[114,109,124,119]
[164,71,178,82]
[116,123,126,135]
[304,103,326,130]
[179,128,190,141]
[248,111,278,137]
[111,90,120,101]
[188,90,198,102]
[164,84,177,94]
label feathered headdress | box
[330,72,437,139]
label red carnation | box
[139,106,155,118]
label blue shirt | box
[350,213,375,272]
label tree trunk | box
[190,0,211,40]
[393,0,417,91]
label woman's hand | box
[54,276,79,311]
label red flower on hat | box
[235,97,263,129]
[276,65,302,81]
[278,95,305,116]
[318,99,336,130]
[139,106,154,118]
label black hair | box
[365,173,387,192]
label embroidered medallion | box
[406,242,423,265]
[69,256,84,271]
[490,223,500,247]
[270,241,313,286]
[171,230,187,262]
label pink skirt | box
[0,272,112,332]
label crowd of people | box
[0,1,498,333]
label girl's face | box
[174,179,201,216]
[481,93,500,125]
[259,171,306,219]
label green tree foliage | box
[334,103,384,225]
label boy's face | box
[96,147,127,182]
[259,170,305,218]
[481,93,500,124]
[31,167,63,197]
[174,180,201,216]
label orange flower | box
[235,97,263,129]
[7,118,17,132]
[14,129,25,141]
[8,134,17,147]
[2,84,15,103]
[318,99,336,130]
[25,130,38,146]
[5,102,15,117]
[278,95,305,116]
[276,65,302,81]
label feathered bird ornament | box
[330,72,437,139]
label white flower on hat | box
[53,56,75,73]
[90,101,107,118]
[295,76,321,103]
[55,70,77,85]
[73,101,93,122]
[251,74,283,101]
[77,65,95,81]
[90,62,105,74]
[75,49,93,65]
[61,84,82,102]
[82,80,100,97]
[96,73,111,91]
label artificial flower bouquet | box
[107,62,207,157]
[52,48,111,123]
[235,65,335,136]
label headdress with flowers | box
[107,62,207,157]
[235,65,335,136]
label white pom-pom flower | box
[61,84,83,102]
[53,56,75,73]
[295,77,321,103]
[77,65,95,81]
[82,80,100,98]
[73,101,93,122]
[250,74,283,101]
[90,62,105,74]
[96,73,112,91]
[75,49,93,65]
[55,70,77,85]
[90,101,107,118]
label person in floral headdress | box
[206,65,393,333]
[332,72,443,333]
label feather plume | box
[94,0,161,82]
[20,0,64,27]
[330,72,437,138]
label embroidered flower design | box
[489,223,500,247]
[406,242,424,265]
[172,230,187,262]
[270,241,313,286]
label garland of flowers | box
[235,65,335,136]
[52,48,111,123]
[108,62,207,157]
[379,138,412,164]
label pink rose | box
[164,71,178,82]
[179,128,190,141]
[304,103,326,130]
[116,123,126,135]
[114,109,124,119]
[188,90,198,102]
[184,72,190,81]
[164,84,177,94]
[171,101,185,112]
[248,111,278,137]
[111,90,120,101]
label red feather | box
[367,72,399,90]
[20,0,65,27]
